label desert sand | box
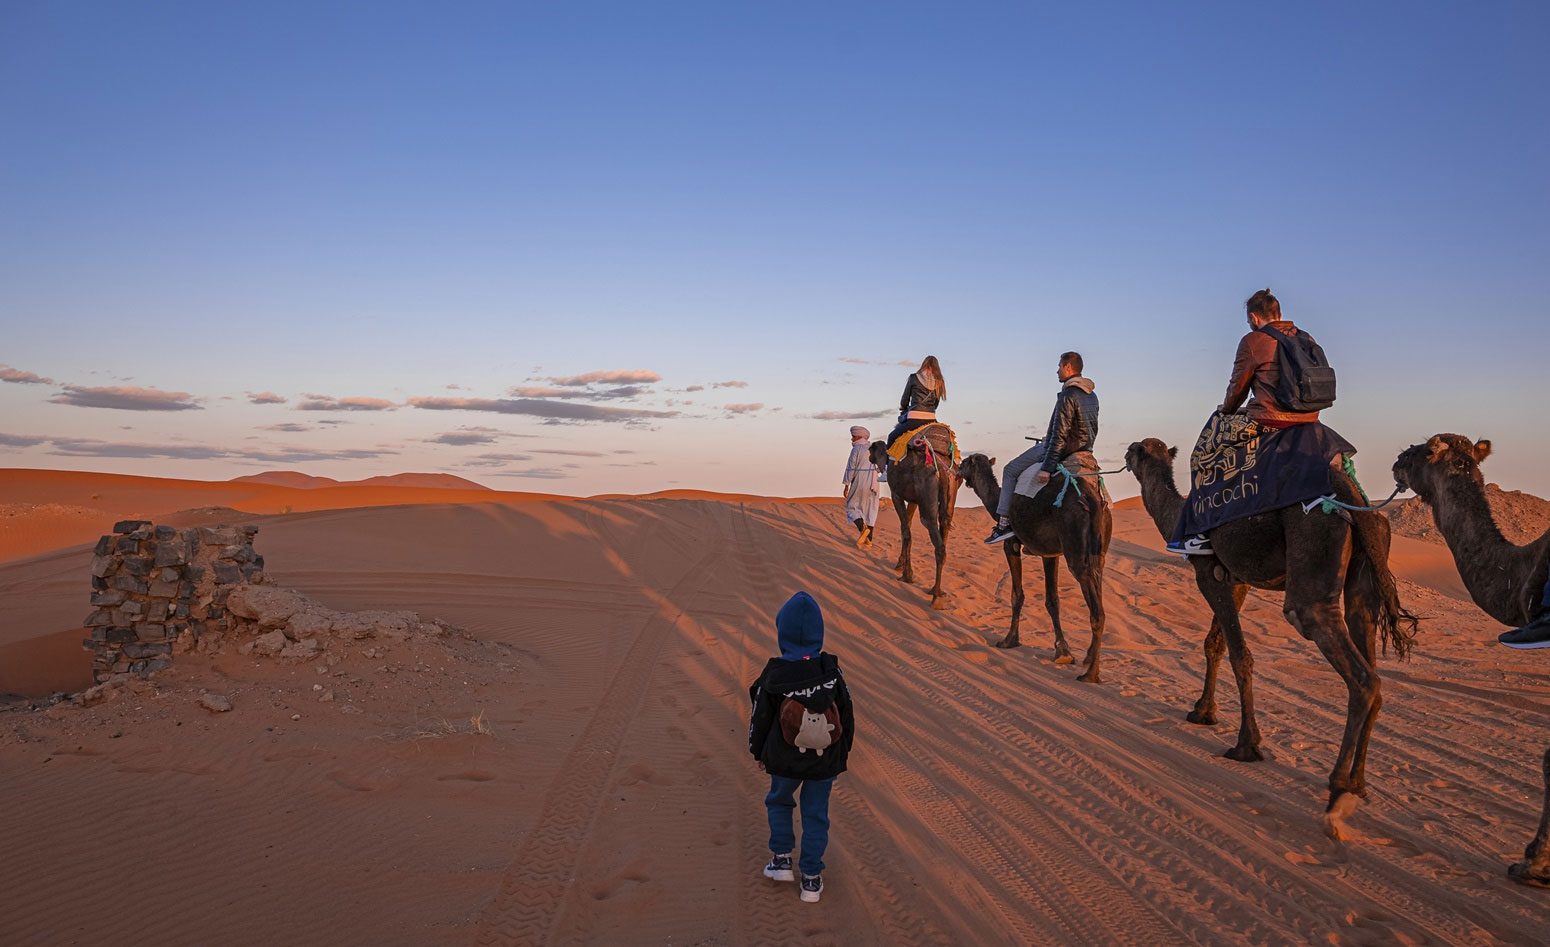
[1,470,1547,944]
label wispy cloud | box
[805,409,893,420]
[460,451,535,467]
[429,429,501,446]
[247,391,287,404]
[506,385,649,401]
[296,394,398,411]
[680,385,705,392]
[0,432,49,447]
[838,357,916,368]
[0,365,53,385]
[724,402,765,414]
[711,380,748,389]
[50,385,202,411]
[40,435,395,463]
[530,448,605,457]
[259,422,311,433]
[409,396,677,423]
[540,369,662,387]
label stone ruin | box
[81,519,463,690]
[83,520,266,683]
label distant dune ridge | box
[1386,482,1550,546]
[0,468,1547,942]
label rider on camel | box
[883,356,946,451]
[985,352,1098,544]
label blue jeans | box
[996,443,1047,520]
[765,775,834,876]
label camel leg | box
[1188,618,1226,726]
[1194,577,1261,758]
[1071,552,1106,684]
[894,498,915,583]
[995,541,1025,649]
[1343,553,1386,794]
[1043,556,1073,662]
[917,491,949,609]
[1509,747,1550,887]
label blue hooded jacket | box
[776,591,824,661]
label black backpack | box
[1258,325,1337,412]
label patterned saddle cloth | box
[1014,450,1111,505]
[886,422,961,467]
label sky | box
[2,1,1546,499]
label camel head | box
[955,453,999,509]
[868,440,889,471]
[1392,434,1492,503]
[1124,438,1178,477]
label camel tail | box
[1351,506,1420,660]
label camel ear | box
[987,456,996,467]
[1426,436,1447,462]
[1473,439,1492,463]
[1167,447,1178,461]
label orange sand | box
[1,470,1547,943]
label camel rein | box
[1302,483,1408,514]
[1052,462,1130,508]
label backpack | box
[1258,325,1337,412]
[778,697,843,756]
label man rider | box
[985,352,1098,544]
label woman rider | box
[883,355,946,450]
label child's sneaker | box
[762,852,795,882]
[799,873,823,902]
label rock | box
[77,682,119,706]
[114,519,150,534]
[153,545,186,567]
[121,556,152,577]
[340,703,363,715]
[172,629,197,655]
[90,555,115,578]
[213,562,243,584]
[279,638,321,660]
[198,693,233,713]
[251,630,288,657]
[84,609,112,627]
[227,585,310,628]
[290,713,301,721]
[94,535,114,556]
[111,575,149,594]
[133,623,167,642]
[331,613,376,640]
[319,690,335,702]
[286,610,334,639]
[91,590,127,607]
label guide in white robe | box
[842,427,880,527]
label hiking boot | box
[1166,535,1214,556]
[1499,613,1550,650]
[799,873,824,903]
[984,524,1015,545]
[762,853,795,882]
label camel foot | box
[1222,744,1264,763]
[1186,708,1218,726]
[897,572,912,584]
[1508,861,1550,888]
[1076,669,1102,684]
[930,596,950,611]
[994,636,1021,649]
[1321,792,1361,842]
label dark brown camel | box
[1392,433,1550,888]
[957,453,1112,682]
[870,431,962,611]
[1125,437,1417,838]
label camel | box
[869,428,963,611]
[1392,433,1550,888]
[1125,437,1417,837]
[957,453,1112,682]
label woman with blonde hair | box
[883,355,946,450]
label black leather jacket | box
[1039,377,1099,473]
[899,373,941,414]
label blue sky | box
[2,2,1545,497]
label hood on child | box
[776,591,824,661]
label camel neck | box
[1136,460,1185,538]
[1430,475,1544,624]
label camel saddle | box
[886,422,960,468]
[1014,450,1112,506]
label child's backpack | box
[1258,325,1337,412]
[778,697,842,756]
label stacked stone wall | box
[82,520,266,683]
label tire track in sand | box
[471,506,730,946]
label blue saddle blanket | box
[1173,412,1355,540]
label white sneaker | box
[799,873,823,902]
[763,853,795,882]
[1166,535,1214,556]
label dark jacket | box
[1039,376,1099,473]
[748,652,856,780]
[898,373,941,415]
[1221,320,1320,425]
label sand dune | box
[1,477,1547,944]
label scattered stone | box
[319,690,335,702]
[340,704,363,715]
[251,630,288,657]
[113,519,150,534]
[198,693,233,713]
[290,713,301,721]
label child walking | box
[747,591,856,903]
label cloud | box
[724,402,765,414]
[836,357,913,367]
[540,369,662,387]
[409,396,678,423]
[489,468,571,479]
[259,422,311,433]
[40,436,395,463]
[530,448,605,457]
[247,391,287,404]
[506,385,648,401]
[0,365,53,385]
[445,383,468,390]
[49,385,202,411]
[805,409,893,420]
[711,380,748,389]
[429,430,501,446]
[0,432,49,447]
[681,385,704,392]
[461,451,535,467]
[295,394,398,411]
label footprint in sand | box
[590,869,651,901]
